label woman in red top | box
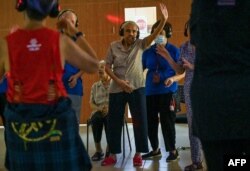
[0,0,98,170]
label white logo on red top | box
[26,38,42,51]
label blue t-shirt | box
[142,43,180,96]
[62,62,83,96]
[0,77,7,94]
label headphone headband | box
[16,0,60,18]
[119,21,140,39]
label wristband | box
[72,32,84,42]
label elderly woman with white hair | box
[89,60,110,161]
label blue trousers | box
[107,88,149,154]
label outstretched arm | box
[165,72,185,87]
[59,18,98,74]
[144,3,168,47]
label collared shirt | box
[105,39,147,93]
[90,80,110,113]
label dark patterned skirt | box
[4,97,92,171]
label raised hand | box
[156,44,171,59]
[57,18,78,37]
[159,3,168,21]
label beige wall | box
[0,0,191,125]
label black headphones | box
[119,21,140,39]
[165,23,172,38]
[57,9,79,27]
[184,20,189,37]
[16,0,60,18]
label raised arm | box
[59,18,98,73]
[144,3,168,47]
[156,44,185,74]
[60,35,98,74]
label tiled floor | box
[0,124,206,171]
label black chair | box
[86,117,132,158]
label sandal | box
[91,152,104,161]
[184,162,203,171]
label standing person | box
[0,0,98,171]
[142,21,180,162]
[189,1,250,171]
[89,60,110,161]
[58,9,85,124]
[101,3,169,167]
[161,21,203,170]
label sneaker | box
[142,149,162,159]
[91,152,104,161]
[133,154,142,166]
[101,156,117,166]
[166,150,179,162]
[184,162,203,171]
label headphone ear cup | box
[49,2,60,18]
[119,28,124,36]
[16,0,26,12]
[136,30,140,39]
[166,28,172,38]
[75,18,79,27]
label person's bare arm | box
[165,72,185,87]
[156,44,185,74]
[0,39,8,79]
[68,70,84,88]
[60,34,98,74]
[58,18,98,73]
[144,3,168,47]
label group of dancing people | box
[1,1,249,171]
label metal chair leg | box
[125,119,132,151]
[86,120,90,153]
[122,118,132,158]
[123,121,125,158]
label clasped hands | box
[117,79,133,93]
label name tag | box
[217,0,236,6]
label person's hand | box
[102,105,108,114]
[57,18,78,37]
[117,79,133,93]
[156,44,170,59]
[159,3,168,21]
[9,25,20,33]
[182,58,194,70]
[68,75,78,88]
[164,78,174,87]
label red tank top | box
[6,28,67,104]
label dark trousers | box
[201,139,250,171]
[146,93,176,152]
[0,93,6,125]
[107,88,148,154]
[90,111,108,143]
